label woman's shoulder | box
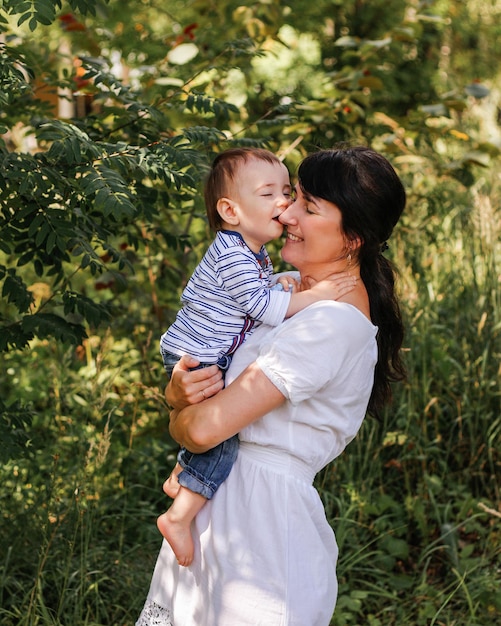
[253,300,378,401]
[296,300,376,333]
[257,300,377,361]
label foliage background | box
[1,0,500,624]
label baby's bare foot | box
[157,511,194,567]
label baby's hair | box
[204,148,282,231]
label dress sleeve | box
[215,245,291,326]
[256,302,376,404]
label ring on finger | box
[201,389,206,400]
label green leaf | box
[63,291,112,326]
[1,270,34,312]
[0,239,11,254]
[0,400,34,462]
[21,313,87,345]
[33,0,57,23]
[67,136,82,165]
[0,322,33,351]
[28,213,44,238]
[46,230,57,254]
[16,12,31,28]
[34,222,49,248]
[17,250,35,266]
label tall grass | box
[0,334,174,625]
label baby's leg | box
[157,486,206,566]
[163,462,182,498]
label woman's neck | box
[299,261,361,290]
[297,261,370,319]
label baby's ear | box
[216,198,239,226]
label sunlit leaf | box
[167,43,199,65]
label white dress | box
[137,301,378,626]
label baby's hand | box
[305,272,357,301]
[273,274,301,293]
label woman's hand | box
[165,355,224,410]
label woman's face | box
[279,184,348,279]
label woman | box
[136,146,407,626]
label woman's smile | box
[286,231,302,242]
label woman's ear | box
[216,198,240,226]
[349,235,363,252]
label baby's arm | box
[284,272,357,317]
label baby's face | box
[227,158,291,253]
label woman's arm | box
[169,361,286,453]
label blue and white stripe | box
[160,231,291,362]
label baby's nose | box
[278,194,292,208]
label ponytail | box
[362,253,406,418]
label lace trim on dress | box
[135,599,174,626]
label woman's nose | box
[278,202,297,224]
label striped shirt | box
[160,230,291,362]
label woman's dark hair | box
[204,148,283,231]
[297,146,407,418]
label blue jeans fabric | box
[161,351,232,378]
[161,349,237,500]
[177,434,238,500]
